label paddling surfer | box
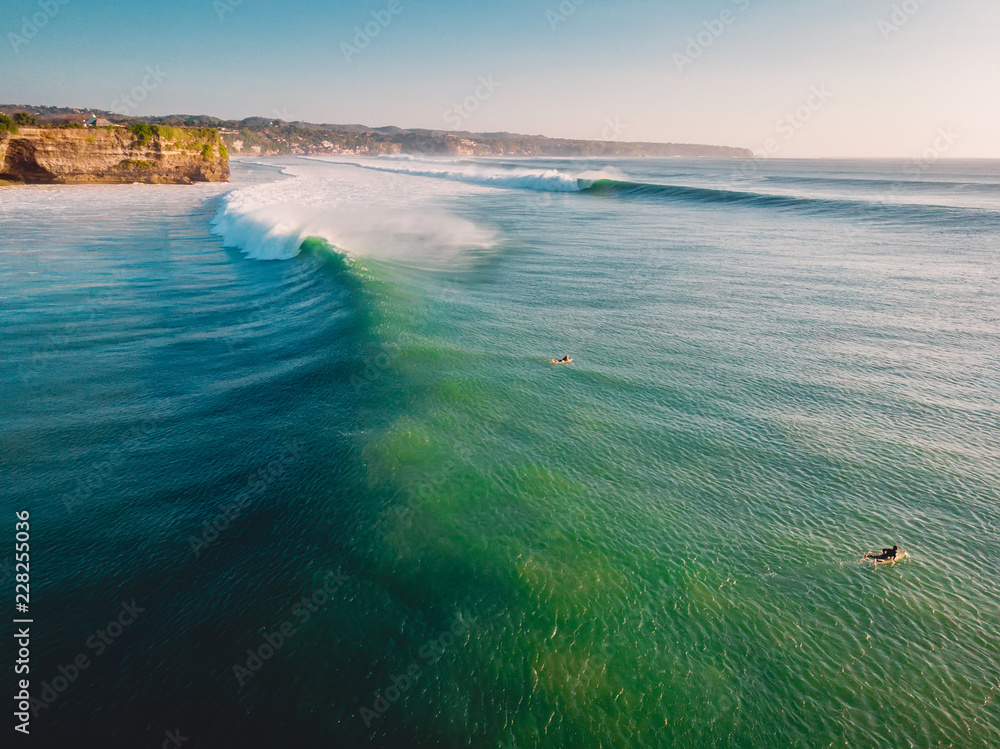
[865,545,898,562]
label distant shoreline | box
[1,104,754,160]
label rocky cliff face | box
[0,127,229,184]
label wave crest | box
[212,162,497,263]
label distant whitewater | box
[308,155,628,192]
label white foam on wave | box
[306,156,627,193]
[212,160,498,263]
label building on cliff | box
[85,114,114,127]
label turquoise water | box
[2,157,999,747]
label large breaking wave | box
[211,161,497,262]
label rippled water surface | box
[1,157,998,748]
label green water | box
[3,158,998,747]
[322,174,998,746]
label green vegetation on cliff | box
[130,123,155,144]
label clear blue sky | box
[2,0,997,157]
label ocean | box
[2,155,998,748]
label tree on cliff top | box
[0,114,17,135]
[13,112,37,127]
[130,122,155,144]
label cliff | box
[0,126,229,184]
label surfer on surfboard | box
[551,356,573,364]
[865,545,899,562]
